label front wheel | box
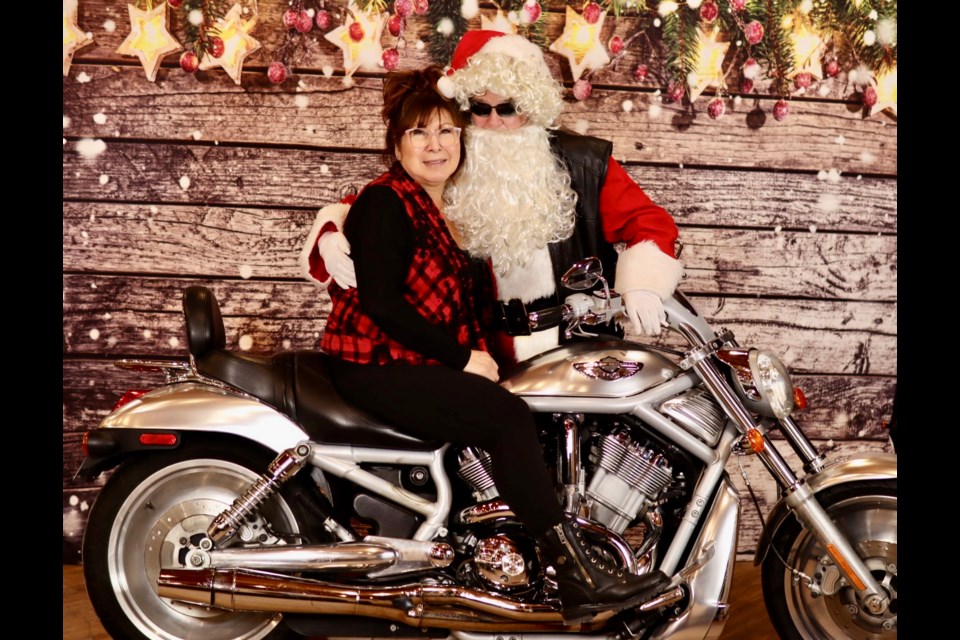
[761,479,897,640]
[81,440,312,640]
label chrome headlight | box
[717,348,795,419]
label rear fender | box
[754,452,898,565]
[75,382,308,481]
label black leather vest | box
[547,128,620,296]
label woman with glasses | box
[320,65,667,624]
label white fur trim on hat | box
[299,202,350,288]
[475,34,551,78]
[614,240,685,299]
[437,73,456,99]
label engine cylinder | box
[586,431,673,534]
[457,447,499,501]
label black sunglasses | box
[467,100,518,118]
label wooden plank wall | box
[62,0,896,564]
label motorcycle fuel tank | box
[500,340,680,398]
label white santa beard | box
[444,126,577,278]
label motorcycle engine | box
[585,429,674,535]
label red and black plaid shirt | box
[322,164,488,366]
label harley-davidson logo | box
[573,356,644,381]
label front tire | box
[761,479,897,640]
[82,440,310,640]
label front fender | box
[754,452,898,565]
[75,382,309,481]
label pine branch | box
[661,4,700,87]
[177,0,229,58]
[426,0,469,66]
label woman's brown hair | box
[381,65,468,168]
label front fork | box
[690,355,891,616]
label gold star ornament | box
[687,28,730,102]
[325,2,386,77]
[549,6,610,82]
[480,9,517,34]
[63,0,94,76]
[198,3,262,85]
[788,19,827,80]
[871,66,897,116]
[115,3,182,82]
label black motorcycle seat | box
[183,286,440,451]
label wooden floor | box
[64,562,777,639]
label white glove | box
[622,289,667,336]
[317,231,356,289]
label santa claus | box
[301,30,684,366]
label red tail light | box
[139,432,179,446]
[112,389,149,412]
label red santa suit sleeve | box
[598,157,684,299]
[299,195,356,287]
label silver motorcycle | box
[75,258,897,640]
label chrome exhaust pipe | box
[157,568,686,632]
[193,536,454,579]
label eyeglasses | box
[404,126,462,149]
[468,100,518,118]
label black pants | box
[327,358,565,537]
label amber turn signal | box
[793,387,808,411]
[745,428,765,453]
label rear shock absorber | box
[206,443,311,545]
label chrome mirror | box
[561,257,603,291]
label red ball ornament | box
[572,79,593,101]
[349,22,365,42]
[634,64,649,81]
[731,0,747,10]
[744,21,765,46]
[168,0,184,8]
[667,81,685,103]
[699,2,719,23]
[522,1,542,24]
[707,97,725,119]
[609,36,624,55]
[209,36,225,59]
[824,59,840,78]
[382,48,401,71]
[388,14,406,37]
[268,61,288,84]
[412,0,429,15]
[863,86,878,107]
[739,78,754,94]
[315,10,331,31]
[395,0,413,18]
[793,72,812,89]
[314,9,332,31]
[295,10,313,33]
[742,57,760,79]
[179,50,199,73]
[772,99,790,121]
[282,9,299,30]
[583,2,602,25]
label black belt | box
[494,296,558,336]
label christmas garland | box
[67,0,897,119]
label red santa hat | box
[438,30,563,127]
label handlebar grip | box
[528,306,567,330]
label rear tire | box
[761,479,897,640]
[82,440,311,640]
